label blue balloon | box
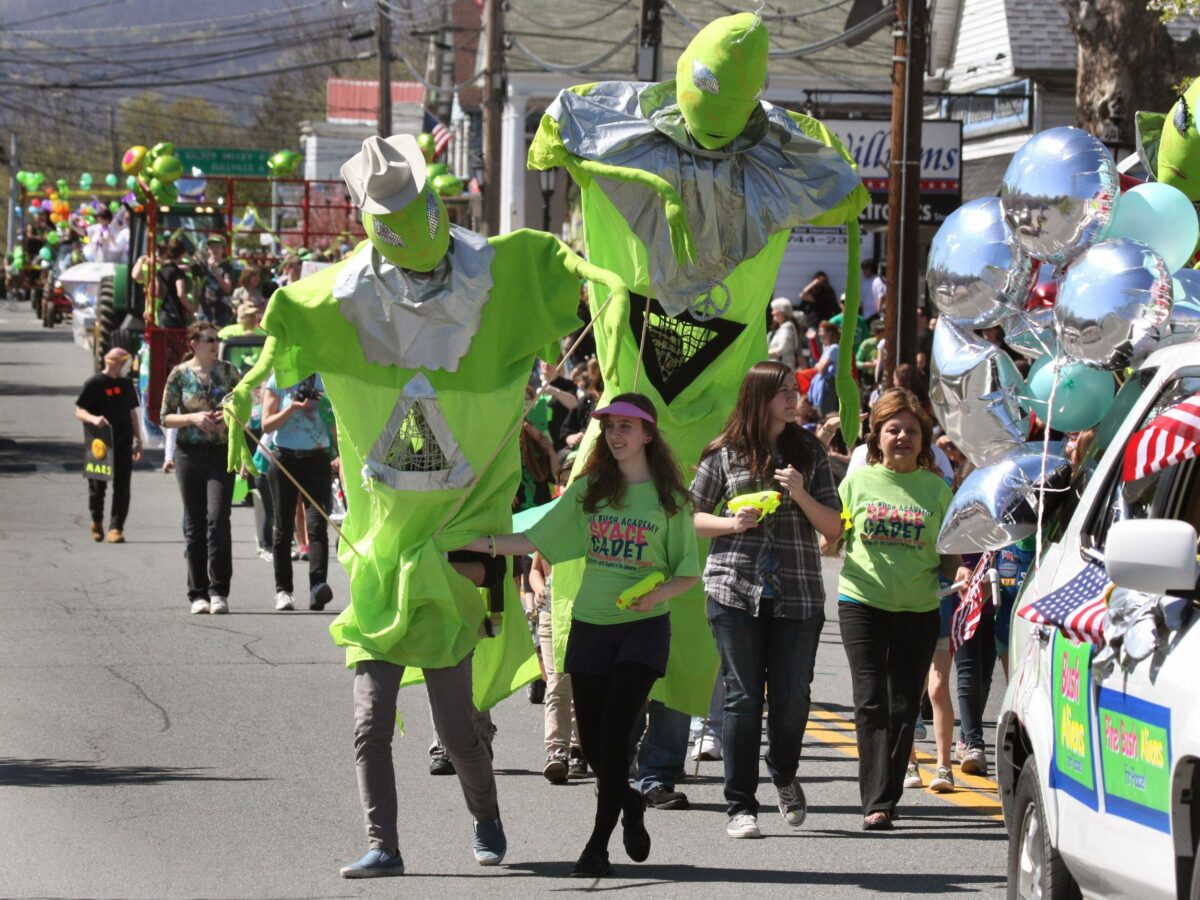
[1021,357,1115,432]
[1105,183,1199,272]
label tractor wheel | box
[94,276,118,372]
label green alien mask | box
[362,186,450,272]
[675,13,769,150]
[1156,79,1200,202]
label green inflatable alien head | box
[363,187,450,272]
[342,134,450,271]
[1156,78,1200,201]
[675,13,769,150]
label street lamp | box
[538,167,558,234]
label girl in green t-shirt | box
[466,393,699,878]
[835,388,969,831]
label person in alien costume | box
[527,13,870,722]
[1136,77,1200,202]
[223,134,629,877]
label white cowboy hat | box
[340,134,427,215]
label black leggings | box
[570,662,659,855]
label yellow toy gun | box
[617,571,666,610]
[727,490,782,523]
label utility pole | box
[5,133,17,257]
[882,0,927,382]
[377,1,392,137]
[108,107,121,175]
[436,0,454,123]
[481,0,504,235]
[636,0,664,82]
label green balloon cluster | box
[15,170,45,192]
[425,162,462,197]
[79,172,93,191]
[268,149,301,177]
[121,140,184,206]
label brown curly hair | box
[865,388,935,470]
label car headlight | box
[71,287,96,310]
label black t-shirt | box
[76,374,139,445]
[545,376,577,451]
[157,262,188,327]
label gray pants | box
[353,656,498,851]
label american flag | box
[1123,393,1200,481]
[424,109,452,159]
[1018,561,1112,644]
[950,552,994,655]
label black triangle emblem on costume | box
[629,293,746,405]
[384,404,449,473]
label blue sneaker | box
[473,817,506,866]
[339,847,406,878]
[914,715,927,741]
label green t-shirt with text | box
[838,464,952,613]
[528,477,700,625]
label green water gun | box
[727,490,782,523]
[617,571,666,610]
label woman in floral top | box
[161,321,241,614]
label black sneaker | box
[429,750,456,776]
[310,583,333,611]
[567,747,588,778]
[527,679,546,704]
[622,794,650,862]
[568,848,612,878]
[645,785,689,810]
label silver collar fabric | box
[332,225,495,373]
[546,80,863,318]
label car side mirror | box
[1105,519,1199,595]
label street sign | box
[176,147,271,177]
[824,120,964,227]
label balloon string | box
[1034,361,1062,574]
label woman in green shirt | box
[836,388,969,830]
[468,393,700,877]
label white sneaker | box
[190,598,210,615]
[275,591,295,611]
[903,763,924,788]
[690,733,723,761]
[726,813,762,839]
[210,596,229,615]
[257,548,274,562]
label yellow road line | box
[807,703,1005,822]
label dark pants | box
[955,605,997,751]
[88,441,132,529]
[708,597,824,817]
[174,443,234,602]
[571,663,659,856]
[269,448,330,594]
[838,601,939,815]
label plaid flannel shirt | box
[690,433,838,619]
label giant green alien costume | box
[226,172,628,711]
[1136,78,1200,202]
[528,13,869,715]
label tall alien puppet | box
[223,134,629,878]
[527,13,870,721]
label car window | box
[1084,373,1200,551]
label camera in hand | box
[293,377,323,403]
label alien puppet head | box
[341,133,450,271]
[1157,79,1200,202]
[674,13,770,151]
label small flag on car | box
[1018,560,1112,644]
[1123,393,1200,482]
[950,551,993,656]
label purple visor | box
[593,401,656,425]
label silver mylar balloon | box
[936,442,1072,554]
[1002,305,1058,360]
[1054,238,1173,369]
[926,197,1037,328]
[1166,268,1200,337]
[1000,127,1119,266]
[930,319,1030,467]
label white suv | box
[1000,339,1200,900]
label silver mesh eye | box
[373,218,407,248]
[692,59,720,96]
[426,190,440,241]
[752,73,769,102]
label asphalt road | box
[0,302,1008,899]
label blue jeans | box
[708,597,824,817]
[632,700,690,793]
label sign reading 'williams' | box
[824,120,963,226]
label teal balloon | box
[79,172,93,190]
[105,173,119,188]
[1022,357,1115,431]
[1105,182,1199,272]
[126,175,137,190]
[38,247,52,261]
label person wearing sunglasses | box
[161,322,241,614]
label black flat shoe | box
[622,815,650,862]
[569,849,612,878]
